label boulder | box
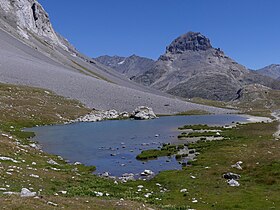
[131,106,157,120]
[119,173,135,182]
[119,112,130,118]
[227,179,240,187]
[47,159,59,165]
[141,169,154,176]
[20,188,36,197]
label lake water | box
[27,115,250,177]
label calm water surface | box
[27,115,250,176]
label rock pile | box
[70,106,157,123]
[131,106,157,120]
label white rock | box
[47,159,59,165]
[3,192,19,195]
[59,190,67,195]
[180,189,187,193]
[231,161,243,170]
[132,106,157,120]
[192,198,198,203]
[0,157,19,163]
[227,179,240,187]
[141,169,154,176]
[20,188,36,197]
[30,174,39,178]
[144,193,152,198]
[47,201,58,207]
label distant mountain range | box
[96,55,155,79]
[96,32,280,101]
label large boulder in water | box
[131,106,157,120]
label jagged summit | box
[166,32,212,54]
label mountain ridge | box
[95,54,155,79]
[257,64,280,80]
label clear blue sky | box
[39,0,280,69]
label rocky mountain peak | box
[166,32,212,54]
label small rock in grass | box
[0,157,19,163]
[223,172,240,180]
[30,174,39,178]
[3,192,19,195]
[231,161,243,170]
[47,201,58,207]
[144,193,152,198]
[47,159,59,165]
[227,179,240,187]
[59,191,67,195]
[20,188,36,197]
[180,189,187,193]
[192,198,198,203]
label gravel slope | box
[0,28,232,114]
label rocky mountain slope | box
[134,32,280,101]
[99,32,280,101]
[230,84,280,116]
[0,0,229,114]
[95,55,155,79]
[257,64,280,80]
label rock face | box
[95,55,155,79]
[0,0,65,48]
[166,32,212,53]
[257,64,280,80]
